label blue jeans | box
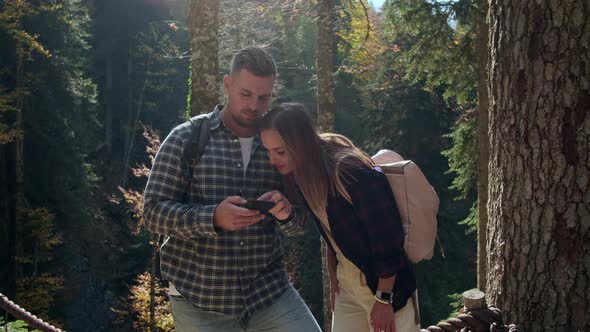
[169,284,321,332]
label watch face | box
[378,291,393,301]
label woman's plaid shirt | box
[143,109,308,323]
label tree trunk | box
[188,0,220,116]
[316,0,336,133]
[317,1,337,330]
[476,0,489,292]
[487,0,589,330]
[14,47,25,281]
[105,42,113,155]
[2,144,16,299]
[122,55,134,186]
[320,240,331,331]
[149,234,158,332]
[122,59,150,186]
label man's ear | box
[223,75,232,95]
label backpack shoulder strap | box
[184,115,211,167]
[180,113,212,201]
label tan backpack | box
[372,149,439,263]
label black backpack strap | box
[181,114,211,202]
[186,116,211,167]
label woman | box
[260,103,420,332]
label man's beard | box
[232,110,260,128]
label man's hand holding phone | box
[213,191,293,231]
[213,196,265,231]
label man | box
[143,47,320,332]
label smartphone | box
[241,200,275,215]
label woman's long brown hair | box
[260,103,373,224]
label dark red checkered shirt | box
[318,164,417,311]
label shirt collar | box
[208,104,224,131]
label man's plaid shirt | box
[143,107,307,323]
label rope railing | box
[1,288,518,332]
[421,289,519,332]
[0,292,64,332]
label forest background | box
[0,0,506,330]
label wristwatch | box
[374,290,394,304]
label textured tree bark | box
[188,0,220,116]
[487,0,589,330]
[317,1,337,329]
[316,0,336,133]
[476,0,489,292]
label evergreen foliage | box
[384,0,480,104]
[382,0,482,230]
[441,111,478,233]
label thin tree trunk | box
[317,1,337,329]
[14,47,25,281]
[188,0,220,116]
[122,60,150,186]
[149,234,158,332]
[122,55,134,186]
[2,144,17,299]
[487,0,589,330]
[105,43,113,155]
[476,0,489,292]
[316,0,336,133]
[320,240,331,332]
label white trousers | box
[332,253,421,332]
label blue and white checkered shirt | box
[143,106,308,323]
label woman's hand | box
[258,190,292,221]
[370,302,396,332]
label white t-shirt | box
[238,137,255,175]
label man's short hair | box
[230,46,277,78]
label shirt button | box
[240,241,244,246]
[234,139,238,142]
[237,163,242,168]
[239,267,244,272]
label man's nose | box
[248,97,258,110]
